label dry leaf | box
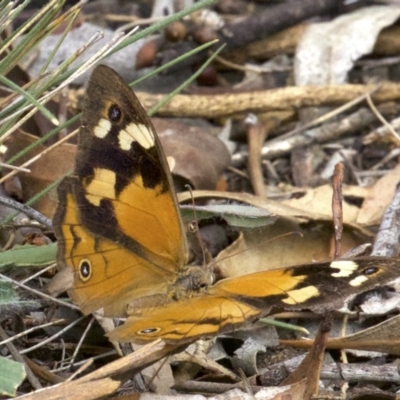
[282,184,364,224]
[295,5,400,85]
[281,314,400,355]
[357,163,400,225]
[156,119,230,190]
[4,130,75,217]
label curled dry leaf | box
[4,129,75,217]
[214,219,368,279]
[281,314,400,356]
[178,190,374,279]
[155,119,231,190]
[282,184,368,225]
[295,5,400,85]
[180,203,276,229]
[357,163,400,226]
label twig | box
[139,83,400,118]
[0,196,52,228]
[258,355,400,385]
[0,325,42,390]
[233,104,397,163]
[372,182,400,257]
[245,114,266,197]
[332,163,344,259]
[19,315,87,355]
[0,273,79,310]
[366,92,400,145]
[0,318,65,347]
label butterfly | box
[53,65,400,344]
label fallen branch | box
[139,83,400,118]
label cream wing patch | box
[330,260,358,277]
[349,275,369,287]
[94,118,111,139]
[282,285,320,305]
[119,123,155,151]
[85,168,117,206]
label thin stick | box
[332,163,344,259]
[0,325,42,390]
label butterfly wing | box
[54,66,188,316]
[108,257,400,343]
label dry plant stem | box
[66,359,94,382]
[51,350,117,373]
[0,31,103,137]
[246,114,267,197]
[23,357,64,385]
[225,24,307,64]
[241,105,393,163]
[19,315,87,355]
[21,264,56,284]
[372,182,400,257]
[340,314,349,370]
[274,311,360,320]
[281,313,333,400]
[217,0,338,52]
[366,93,400,145]
[0,318,64,347]
[0,72,51,111]
[0,23,135,144]
[215,54,291,74]
[277,88,379,142]
[173,348,239,382]
[139,84,400,118]
[0,325,42,390]
[280,338,400,355]
[226,21,400,65]
[0,196,52,228]
[332,163,344,259]
[0,128,79,185]
[172,380,260,395]
[0,162,30,172]
[258,357,400,385]
[370,148,400,171]
[69,316,96,367]
[14,377,120,400]
[57,86,69,139]
[0,273,79,310]
[364,115,400,145]
[112,14,164,24]
[78,340,186,382]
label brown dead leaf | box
[183,191,373,278]
[282,184,367,224]
[4,129,76,217]
[271,379,307,400]
[281,314,333,400]
[280,314,400,355]
[15,378,120,400]
[295,6,400,85]
[357,163,400,226]
[179,190,373,237]
[154,119,230,190]
[214,218,368,279]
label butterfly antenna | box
[185,185,212,266]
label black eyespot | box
[363,267,379,276]
[139,327,160,335]
[108,104,121,122]
[79,259,92,281]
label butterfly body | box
[53,65,400,344]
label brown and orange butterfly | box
[53,65,400,344]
